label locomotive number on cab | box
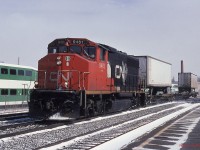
[72,40,86,45]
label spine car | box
[28,38,147,120]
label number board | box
[57,40,66,45]
[72,39,88,45]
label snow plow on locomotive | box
[28,38,147,120]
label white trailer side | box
[136,56,172,87]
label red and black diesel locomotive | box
[29,38,146,119]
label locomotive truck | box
[28,38,172,120]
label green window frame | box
[10,69,17,75]
[10,89,17,95]
[18,70,24,76]
[25,70,32,76]
[1,89,8,95]
[1,68,8,74]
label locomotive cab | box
[37,38,112,91]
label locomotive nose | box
[37,54,60,89]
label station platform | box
[124,103,200,150]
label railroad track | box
[0,102,186,150]
[44,104,188,149]
[0,116,75,140]
[0,112,28,121]
[0,116,34,127]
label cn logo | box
[115,62,128,85]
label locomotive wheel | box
[86,99,95,117]
[131,98,136,108]
[60,100,74,116]
[132,97,140,108]
[105,99,112,112]
[96,102,104,114]
[87,106,95,116]
[136,97,140,107]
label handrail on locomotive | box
[35,69,147,93]
[34,69,163,107]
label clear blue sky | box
[0,0,200,80]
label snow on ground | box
[75,102,182,125]
[92,103,200,150]
[0,125,69,143]
[1,102,178,143]
[0,101,197,150]
[0,107,28,115]
[165,110,200,150]
[42,102,197,150]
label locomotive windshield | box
[69,46,82,54]
[59,46,67,53]
[48,45,96,60]
[48,47,57,53]
[83,46,96,59]
[48,46,67,53]
[48,39,96,60]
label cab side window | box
[100,48,106,61]
[84,47,96,59]
[58,46,67,53]
[48,47,57,53]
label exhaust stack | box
[181,60,184,73]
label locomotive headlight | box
[57,60,62,65]
[56,56,62,65]
[65,81,68,88]
[34,81,38,88]
[57,56,61,60]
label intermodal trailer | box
[135,56,172,96]
[178,72,198,94]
